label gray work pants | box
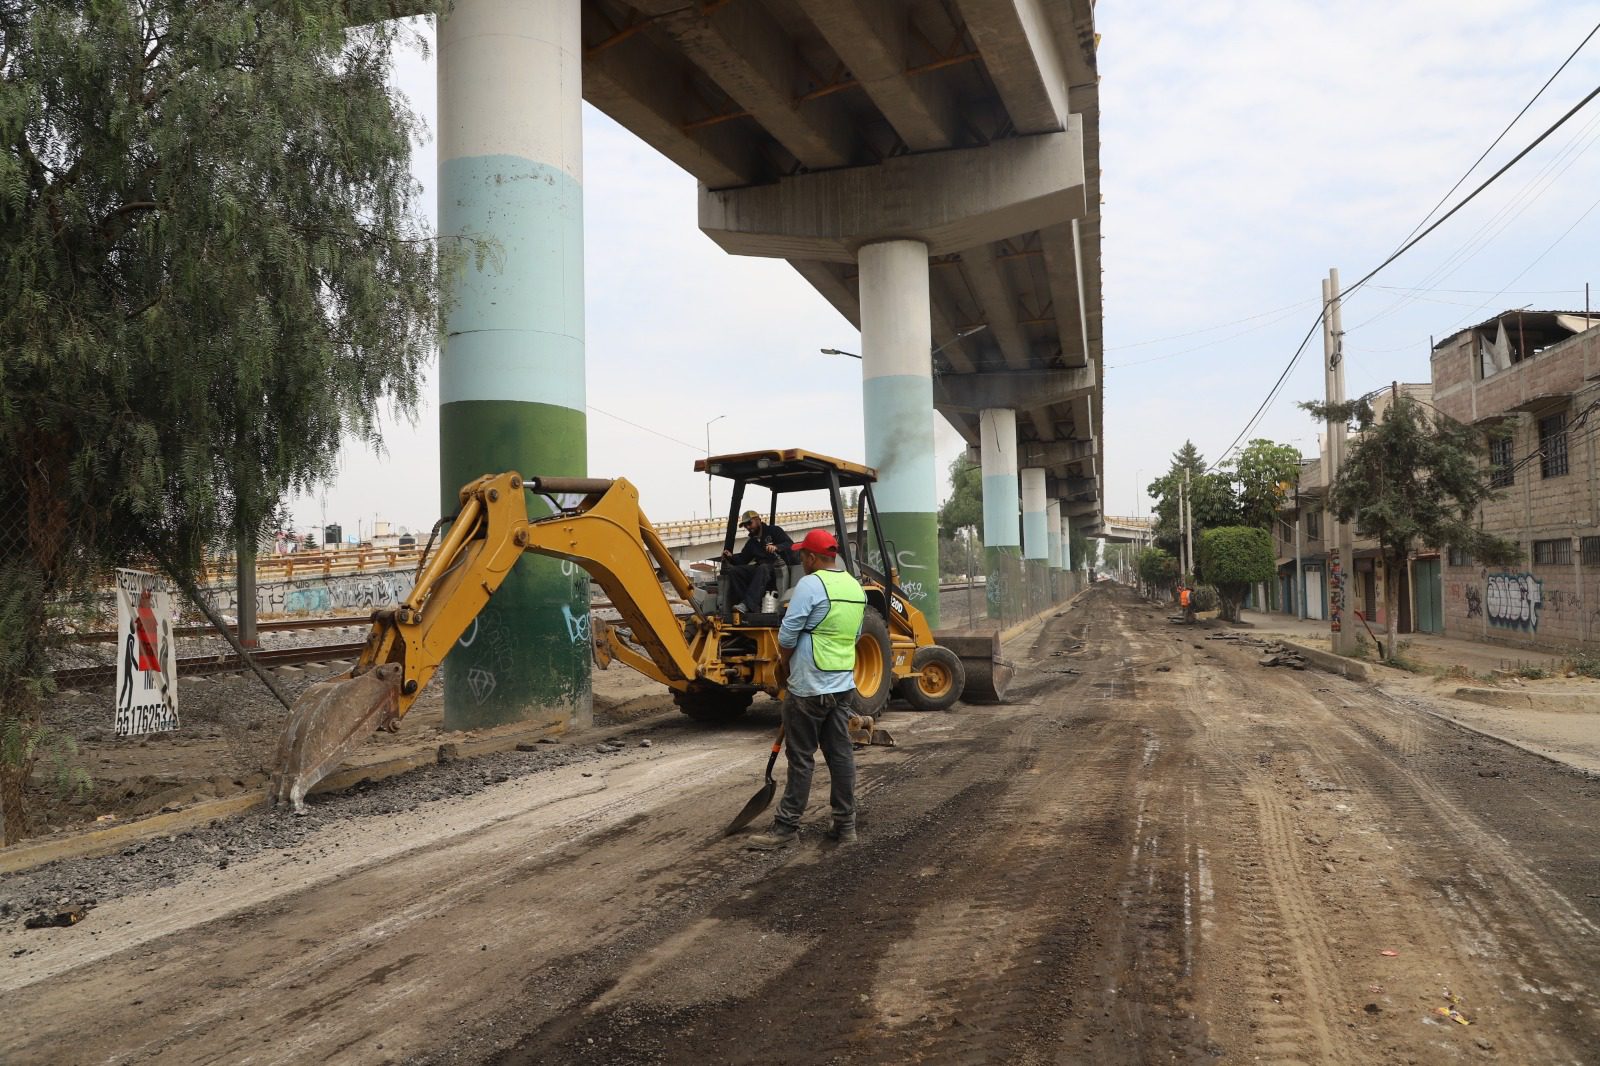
[775,690,856,831]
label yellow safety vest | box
[808,569,868,672]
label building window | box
[1582,536,1600,566]
[1489,437,1513,488]
[1539,411,1569,478]
[1532,538,1572,566]
[1448,547,1473,567]
[1305,511,1322,539]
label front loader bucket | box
[269,663,403,814]
[936,631,1014,703]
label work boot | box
[825,824,858,845]
[746,824,799,850]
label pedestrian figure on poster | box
[721,509,794,617]
[747,529,864,850]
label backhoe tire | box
[893,645,966,712]
[673,683,754,724]
[850,610,893,719]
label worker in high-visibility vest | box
[747,528,866,850]
[1180,584,1196,624]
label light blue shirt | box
[778,569,863,697]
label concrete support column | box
[980,408,1021,619]
[859,240,939,625]
[1020,468,1049,614]
[1046,499,1063,601]
[437,0,590,729]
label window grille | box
[1448,547,1473,567]
[1539,411,1569,478]
[1304,511,1322,539]
[1532,538,1572,566]
[1581,536,1600,566]
[1488,437,1513,488]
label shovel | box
[723,723,784,836]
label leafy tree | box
[0,0,448,843]
[1137,546,1178,598]
[1196,526,1275,622]
[938,528,983,579]
[1068,526,1093,574]
[1146,441,1239,561]
[1228,438,1303,530]
[937,454,983,539]
[1301,394,1519,661]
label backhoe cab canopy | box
[694,449,877,491]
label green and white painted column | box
[979,408,1021,619]
[437,0,590,729]
[1020,467,1049,613]
[1047,499,1064,601]
[859,240,939,627]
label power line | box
[585,404,701,451]
[1390,17,1600,252]
[1103,299,1315,352]
[1208,77,1600,470]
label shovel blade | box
[723,779,777,836]
[269,663,402,814]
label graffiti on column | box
[1328,555,1344,633]
[1485,572,1542,631]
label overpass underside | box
[436,0,1103,726]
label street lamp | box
[819,323,989,362]
[705,414,726,520]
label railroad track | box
[54,641,368,690]
[69,616,374,644]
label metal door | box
[1414,557,1443,634]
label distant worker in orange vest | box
[1179,584,1196,624]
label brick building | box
[1431,309,1600,651]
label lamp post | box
[704,414,726,520]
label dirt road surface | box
[5,585,1600,1064]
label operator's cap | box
[792,529,839,556]
[739,509,761,527]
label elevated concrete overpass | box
[433,0,1103,727]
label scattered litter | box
[1379,949,1399,957]
[638,739,653,748]
[24,907,90,930]
[1434,1006,1471,1026]
[1155,665,1172,673]
[94,813,118,824]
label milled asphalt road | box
[4,584,1599,1064]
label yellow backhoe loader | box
[270,450,1004,811]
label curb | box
[0,715,575,877]
[1276,640,1370,682]
[1449,686,1600,714]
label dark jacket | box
[731,522,795,566]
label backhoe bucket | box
[936,631,1014,703]
[269,663,403,814]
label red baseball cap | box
[791,529,839,556]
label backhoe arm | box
[271,471,706,811]
[356,471,702,721]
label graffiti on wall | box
[1485,572,1542,631]
[205,570,417,617]
[1464,585,1482,619]
[1328,555,1345,633]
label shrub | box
[1196,526,1275,622]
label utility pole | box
[1323,269,1357,654]
[1183,467,1194,584]
[1177,477,1186,580]
[1294,507,1305,621]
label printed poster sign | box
[114,568,178,736]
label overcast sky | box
[290,3,1600,542]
